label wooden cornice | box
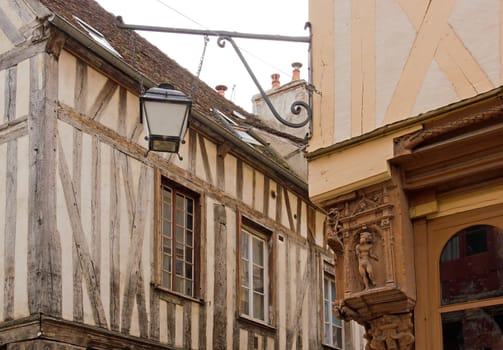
[391,105,503,192]
[395,104,503,156]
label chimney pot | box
[215,84,228,96]
[291,62,302,81]
[271,73,280,88]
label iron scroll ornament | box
[216,35,311,129]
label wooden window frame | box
[155,172,201,300]
[414,204,503,349]
[322,262,344,349]
[237,216,273,325]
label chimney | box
[215,84,228,96]
[291,62,302,81]
[271,73,280,88]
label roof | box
[37,0,307,191]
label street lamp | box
[140,83,192,153]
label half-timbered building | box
[0,0,367,349]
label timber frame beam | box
[0,314,175,349]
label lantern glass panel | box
[143,100,188,138]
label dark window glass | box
[440,225,503,305]
[442,305,503,349]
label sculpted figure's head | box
[359,229,372,244]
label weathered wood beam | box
[213,204,227,348]
[0,117,28,144]
[39,315,176,349]
[57,134,107,327]
[4,139,17,320]
[27,52,62,316]
[109,149,121,332]
[57,104,309,241]
[120,165,149,334]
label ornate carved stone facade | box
[326,184,416,349]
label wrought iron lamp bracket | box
[116,17,314,136]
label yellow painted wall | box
[309,0,500,151]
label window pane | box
[253,292,265,320]
[466,228,487,256]
[440,225,503,305]
[186,263,192,279]
[163,236,172,254]
[185,281,193,296]
[176,209,185,227]
[162,271,171,289]
[162,203,171,220]
[176,226,184,244]
[186,198,193,214]
[186,246,192,263]
[162,221,172,236]
[324,300,330,321]
[442,305,503,349]
[242,261,249,287]
[186,230,193,247]
[163,254,170,271]
[175,259,183,276]
[324,324,331,344]
[176,244,184,260]
[241,287,250,315]
[176,194,184,209]
[441,235,459,262]
[334,326,342,347]
[187,214,193,230]
[252,237,264,266]
[242,233,249,260]
[253,265,264,293]
[175,276,184,294]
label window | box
[73,16,122,58]
[440,225,502,305]
[240,222,270,323]
[159,178,199,298]
[439,224,503,348]
[212,108,263,146]
[323,273,344,349]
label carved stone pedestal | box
[365,313,414,350]
[326,183,416,349]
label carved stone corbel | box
[366,313,414,350]
[327,208,344,256]
[326,183,416,349]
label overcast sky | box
[96,0,310,112]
